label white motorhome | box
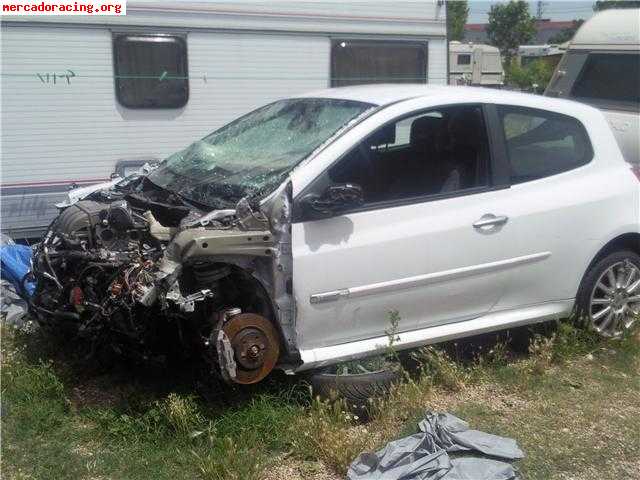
[0,1,448,238]
[545,8,639,164]
[448,41,503,87]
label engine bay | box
[30,175,295,384]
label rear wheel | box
[577,251,640,338]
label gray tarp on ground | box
[347,412,524,480]
[1,280,29,328]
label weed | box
[3,358,65,403]
[322,311,404,378]
[91,406,163,440]
[211,393,303,451]
[368,376,432,434]
[385,310,401,352]
[160,393,208,437]
[411,346,469,391]
[549,321,600,360]
[289,397,373,472]
[2,356,68,435]
[192,436,266,480]
[527,333,556,375]
[485,338,511,367]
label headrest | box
[410,115,443,148]
[368,123,396,147]
[448,109,484,146]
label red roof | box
[465,23,486,31]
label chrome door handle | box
[473,214,509,229]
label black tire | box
[311,369,399,409]
[575,249,640,336]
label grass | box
[2,320,639,480]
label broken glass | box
[148,98,374,208]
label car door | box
[488,103,628,312]
[291,103,525,352]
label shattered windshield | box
[148,98,374,209]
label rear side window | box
[113,34,188,109]
[571,53,640,110]
[498,106,593,184]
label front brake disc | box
[218,313,280,384]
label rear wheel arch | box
[586,233,640,272]
[572,233,640,302]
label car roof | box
[295,84,592,112]
[296,84,452,106]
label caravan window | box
[113,34,188,109]
[457,54,471,65]
[331,40,428,87]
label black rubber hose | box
[53,311,81,321]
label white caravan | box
[545,8,639,164]
[0,0,448,238]
[448,42,503,87]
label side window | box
[571,53,640,110]
[331,40,428,87]
[113,34,188,109]
[498,106,593,184]
[328,105,490,205]
[457,54,471,65]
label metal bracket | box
[166,288,214,312]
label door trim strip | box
[309,251,551,304]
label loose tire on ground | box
[311,369,400,410]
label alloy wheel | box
[589,260,640,337]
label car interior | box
[329,105,491,204]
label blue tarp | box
[0,244,35,297]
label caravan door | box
[472,47,483,84]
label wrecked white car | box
[31,85,640,386]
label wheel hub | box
[612,291,628,311]
[233,327,269,370]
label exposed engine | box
[30,179,290,384]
